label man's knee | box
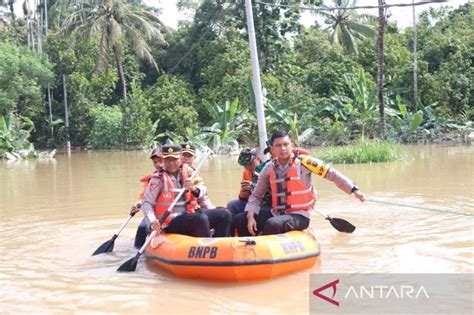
[192,213,210,237]
[226,199,244,217]
[226,199,235,209]
[219,207,232,223]
[232,212,249,236]
[233,212,246,225]
[263,217,284,235]
[195,212,209,224]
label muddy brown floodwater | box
[0,145,472,314]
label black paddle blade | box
[117,253,140,272]
[326,216,356,233]
[92,239,115,256]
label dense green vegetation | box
[316,140,404,164]
[0,0,472,158]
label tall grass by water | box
[314,140,404,164]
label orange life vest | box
[142,165,197,223]
[293,148,310,156]
[138,172,156,200]
[268,157,315,215]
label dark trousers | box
[134,208,231,248]
[226,199,247,236]
[233,207,310,236]
[227,199,247,217]
[201,207,232,237]
[134,217,150,249]
[164,212,210,237]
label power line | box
[253,0,449,11]
[168,6,232,73]
[168,25,213,73]
[168,0,450,72]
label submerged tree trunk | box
[113,44,128,104]
[377,0,386,138]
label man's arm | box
[244,163,271,215]
[300,155,365,201]
[141,177,162,223]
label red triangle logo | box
[312,279,340,307]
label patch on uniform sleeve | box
[302,156,330,178]
[148,182,159,192]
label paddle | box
[117,149,212,272]
[92,211,137,256]
[313,209,356,233]
[116,189,184,272]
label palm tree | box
[315,0,375,54]
[0,0,18,43]
[62,0,167,104]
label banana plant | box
[386,95,424,142]
[324,69,378,138]
[266,102,314,145]
[0,112,37,159]
[201,98,252,154]
[155,127,210,151]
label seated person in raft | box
[141,144,231,238]
[233,130,365,237]
[180,143,216,209]
[132,147,164,248]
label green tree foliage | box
[1,0,471,152]
[0,42,53,116]
[198,27,252,108]
[294,28,362,97]
[0,112,36,158]
[43,35,118,147]
[62,0,167,103]
[146,74,199,137]
[357,33,412,93]
[415,4,473,115]
[121,81,154,148]
[88,105,123,149]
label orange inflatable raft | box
[144,231,320,281]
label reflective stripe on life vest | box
[268,158,315,215]
[151,166,198,224]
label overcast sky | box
[148,0,469,29]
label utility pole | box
[44,0,48,33]
[412,0,418,106]
[244,0,268,157]
[377,0,386,139]
[63,74,71,155]
[44,0,53,139]
[37,0,42,53]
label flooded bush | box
[315,140,404,164]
